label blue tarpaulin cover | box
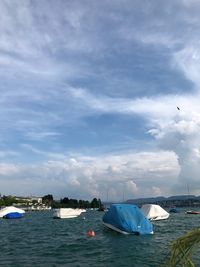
[3,212,23,219]
[103,204,153,234]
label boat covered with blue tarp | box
[3,212,23,219]
[102,204,153,235]
[0,206,25,219]
[169,207,180,213]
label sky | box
[1,0,200,201]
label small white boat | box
[53,208,86,219]
[186,210,200,215]
[0,206,25,219]
[141,204,169,221]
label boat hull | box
[186,211,200,214]
[53,208,85,219]
[149,214,170,221]
[53,215,78,219]
[103,222,130,234]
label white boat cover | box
[0,206,25,218]
[54,208,86,219]
[141,204,169,221]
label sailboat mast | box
[187,184,190,198]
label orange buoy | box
[87,230,96,237]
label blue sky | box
[1,0,200,200]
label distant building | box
[15,196,42,204]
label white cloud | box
[173,44,200,87]
[68,176,80,187]
[67,87,200,196]
[152,186,162,196]
[69,87,200,122]
[25,131,62,141]
[148,109,200,194]
[0,163,20,176]
[125,180,138,194]
[0,150,179,200]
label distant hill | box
[126,196,165,204]
[167,195,196,200]
[125,195,198,204]
[103,195,200,208]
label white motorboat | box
[53,208,86,219]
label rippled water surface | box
[0,208,200,266]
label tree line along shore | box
[0,194,103,210]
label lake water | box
[0,208,199,266]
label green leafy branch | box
[164,228,200,267]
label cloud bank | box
[0,150,179,200]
